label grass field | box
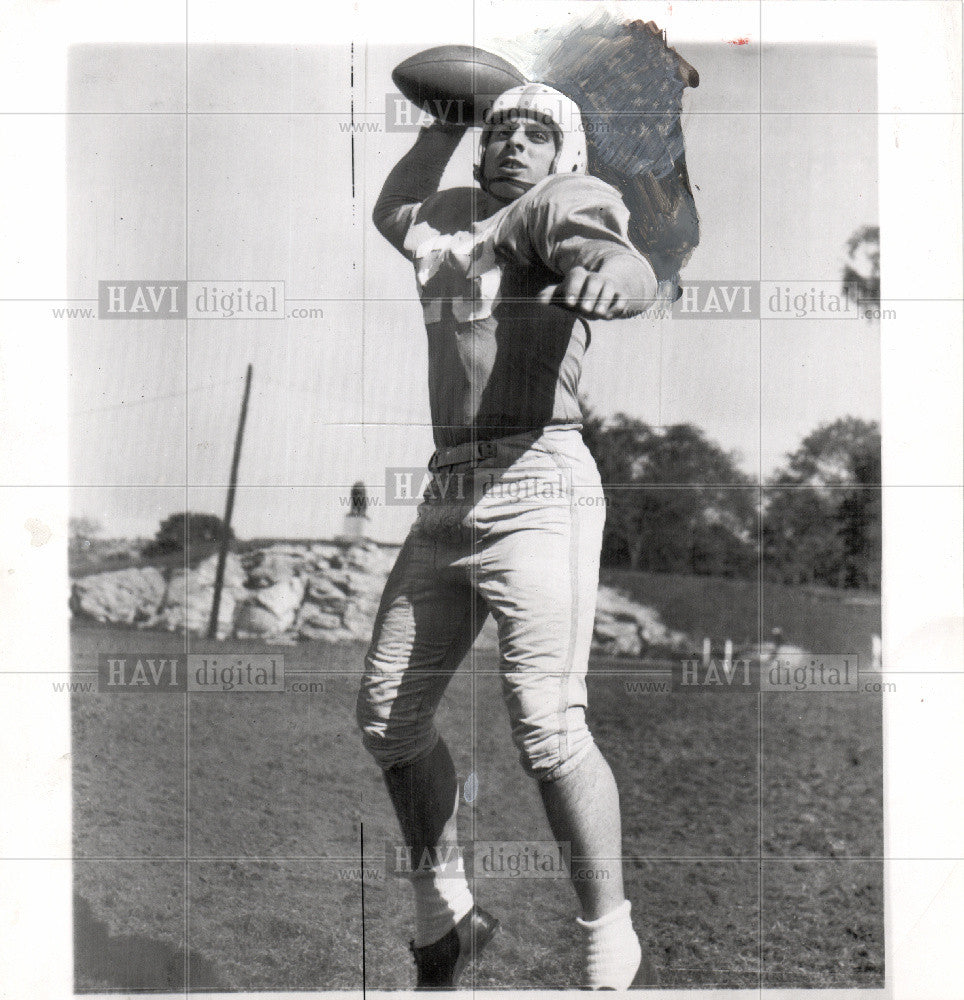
[72,575,883,992]
[601,568,882,664]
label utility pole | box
[207,363,252,640]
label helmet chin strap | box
[473,161,533,201]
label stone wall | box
[70,540,691,656]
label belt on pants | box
[428,425,584,470]
[428,430,545,470]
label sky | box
[67,33,879,543]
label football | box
[392,45,526,126]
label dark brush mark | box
[526,10,701,296]
[74,892,225,991]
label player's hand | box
[537,266,649,320]
[426,117,469,136]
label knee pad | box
[511,705,595,782]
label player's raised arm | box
[371,119,467,255]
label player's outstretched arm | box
[371,119,467,254]
[499,174,659,320]
[538,258,658,320]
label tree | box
[68,515,103,554]
[144,512,233,557]
[841,225,880,312]
[835,427,882,589]
[68,516,103,540]
[763,417,881,589]
[581,400,757,575]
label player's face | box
[482,117,558,201]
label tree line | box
[71,415,881,593]
[581,404,881,591]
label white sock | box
[576,899,642,990]
[411,864,474,948]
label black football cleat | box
[409,905,500,989]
